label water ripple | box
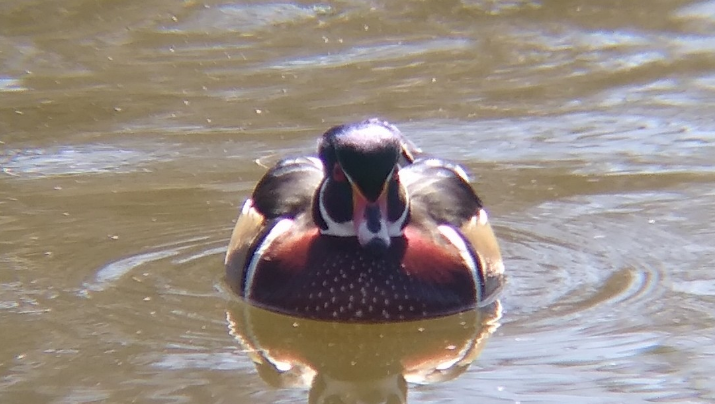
[165,3,330,34]
[1,146,155,178]
[0,76,26,92]
[269,38,471,70]
[81,235,222,294]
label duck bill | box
[352,184,391,250]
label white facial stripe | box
[386,166,396,180]
[341,165,395,197]
[244,218,294,298]
[341,167,356,187]
[387,182,409,237]
[318,180,355,236]
[318,170,409,240]
[437,225,480,301]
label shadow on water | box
[226,300,502,404]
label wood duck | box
[225,118,504,322]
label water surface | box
[1,0,714,402]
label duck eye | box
[332,163,346,182]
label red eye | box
[332,164,346,182]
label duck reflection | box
[226,301,501,404]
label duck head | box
[313,119,413,252]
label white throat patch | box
[317,179,356,237]
[316,179,409,240]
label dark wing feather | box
[251,156,324,219]
[400,158,482,227]
[225,157,324,294]
[401,158,504,305]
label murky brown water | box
[2,0,715,402]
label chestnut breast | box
[247,227,479,322]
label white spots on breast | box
[281,244,470,321]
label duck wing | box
[225,157,324,293]
[400,158,505,305]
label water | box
[1,0,714,402]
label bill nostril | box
[365,204,382,233]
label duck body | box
[225,119,504,322]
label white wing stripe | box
[244,218,294,299]
[437,225,480,301]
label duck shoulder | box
[400,158,505,305]
[225,157,324,294]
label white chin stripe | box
[317,179,408,240]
